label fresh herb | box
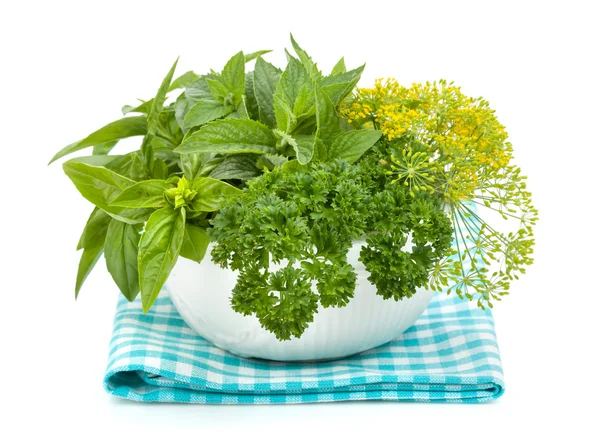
[342,79,538,308]
[209,161,452,340]
[50,36,536,340]
[50,35,376,314]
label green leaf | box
[292,134,315,165]
[331,57,346,75]
[244,72,260,120]
[122,99,154,115]
[77,207,111,250]
[144,58,179,170]
[174,93,193,130]
[244,50,271,63]
[180,224,210,263]
[221,51,245,103]
[328,129,382,163]
[321,64,365,105]
[175,119,276,155]
[169,71,200,92]
[92,141,118,155]
[191,178,242,212]
[75,242,104,299]
[110,179,170,208]
[315,87,340,143]
[253,57,282,128]
[206,78,230,102]
[209,154,261,180]
[104,219,141,301]
[147,58,179,137]
[275,55,307,109]
[273,94,297,133]
[62,161,151,224]
[185,76,215,102]
[181,153,204,182]
[138,207,186,312]
[49,116,147,164]
[289,34,320,79]
[183,99,234,128]
[106,152,146,181]
[152,158,169,179]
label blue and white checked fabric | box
[104,287,504,404]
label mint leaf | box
[253,57,281,128]
[183,99,234,128]
[322,64,365,105]
[221,51,246,104]
[209,154,261,180]
[289,34,320,80]
[244,50,272,63]
[331,57,346,75]
[315,87,340,143]
[328,129,382,163]
[175,119,276,155]
[169,71,200,92]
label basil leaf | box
[209,154,261,180]
[174,119,276,155]
[105,219,141,301]
[107,152,146,181]
[122,99,153,115]
[328,129,383,164]
[76,243,104,299]
[331,57,346,75]
[77,207,111,250]
[75,208,109,298]
[183,99,234,128]
[92,140,118,155]
[63,161,151,224]
[181,153,204,182]
[289,34,320,80]
[191,178,242,212]
[143,58,179,170]
[138,207,186,312]
[152,158,169,179]
[321,64,365,105]
[110,179,170,208]
[315,87,340,143]
[244,50,271,63]
[169,71,200,92]
[49,116,147,164]
[221,51,245,104]
[180,224,210,263]
[253,57,281,128]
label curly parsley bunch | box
[210,161,452,340]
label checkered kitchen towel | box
[104,286,504,404]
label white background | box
[1,0,599,440]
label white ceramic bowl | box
[166,241,434,361]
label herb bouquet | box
[51,36,536,360]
